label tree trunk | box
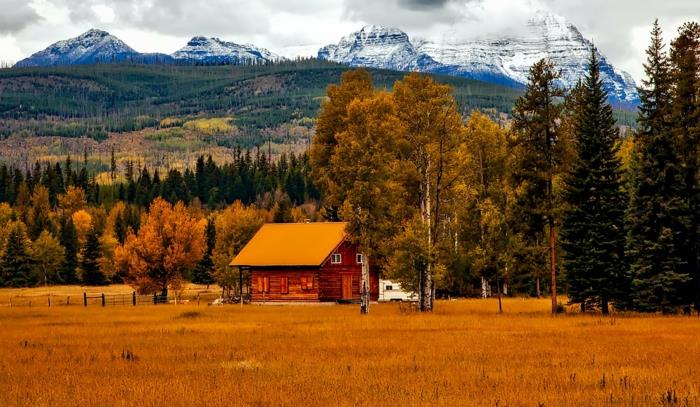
[423,266,433,312]
[549,218,557,315]
[536,277,541,298]
[418,261,425,311]
[360,255,370,314]
[601,296,609,315]
[421,158,434,312]
[497,275,503,314]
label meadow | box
[0,294,699,406]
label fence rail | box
[4,291,224,308]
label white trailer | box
[378,279,417,302]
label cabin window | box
[300,276,314,290]
[356,253,364,264]
[331,253,342,264]
[280,277,288,294]
[256,277,270,293]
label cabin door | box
[342,275,352,299]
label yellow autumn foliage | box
[182,117,235,135]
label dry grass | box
[1,296,699,406]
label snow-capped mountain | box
[319,12,639,104]
[14,14,638,105]
[15,29,147,67]
[14,30,279,68]
[318,25,440,72]
[171,36,283,64]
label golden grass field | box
[1,290,699,407]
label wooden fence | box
[5,291,223,308]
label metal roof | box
[229,222,348,267]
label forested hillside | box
[0,59,522,142]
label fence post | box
[197,293,200,306]
[132,291,136,306]
[83,292,87,307]
[101,293,106,307]
[66,296,70,306]
[48,295,51,308]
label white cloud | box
[0,35,25,64]
[0,0,42,34]
[91,4,116,24]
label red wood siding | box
[319,241,379,302]
[247,240,378,302]
[250,268,320,302]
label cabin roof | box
[230,222,348,267]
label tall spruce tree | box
[192,218,216,286]
[561,49,628,314]
[511,58,567,314]
[0,222,35,287]
[626,21,690,313]
[80,227,106,285]
[669,22,700,312]
[59,216,79,283]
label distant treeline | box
[0,149,318,210]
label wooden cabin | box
[230,222,379,302]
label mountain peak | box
[340,25,410,45]
[81,28,111,37]
[319,24,438,71]
[359,24,406,36]
[172,36,282,64]
[14,29,137,67]
[527,10,583,41]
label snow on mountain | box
[318,12,639,105]
[172,36,283,64]
[14,15,638,105]
[317,25,440,72]
[14,30,280,68]
[15,29,141,67]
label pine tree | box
[511,58,568,314]
[192,218,216,286]
[59,216,79,284]
[272,194,294,223]
[80,227,106,285]
[669,22,700,312]
[627,21,690,313]
[561,48,628,314]
[0,222,35,287]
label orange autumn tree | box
[115,198,206,295]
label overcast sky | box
[0,0,697,82]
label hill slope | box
[0,60,523,143]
